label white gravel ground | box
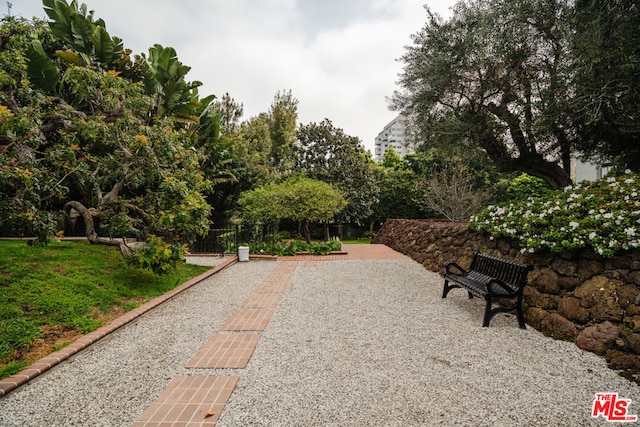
[184,255,233,267]
[1,254,639,426]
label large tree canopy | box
[1,1,220,270]
[205,90,302,226]
[571,0,640,168]
[393,0,639,189]
[296,119,378,225]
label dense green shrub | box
[126,236,186,274]
[494,173,554,204]
[248,238,341,256]
[470,172,640,257]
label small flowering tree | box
[469,171,640,257]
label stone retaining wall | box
[373,218,640,381]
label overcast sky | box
[12,0,456,153]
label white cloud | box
[11,0,456,152]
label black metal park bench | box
[442,253,533,329]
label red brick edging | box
[0,256,238,398]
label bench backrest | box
[469,253,533,288]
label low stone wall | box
[373,218,640,381]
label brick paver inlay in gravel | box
[131,375,239,426]
[220,308,275,331]
[241,292,284,308]
[186,333,261,369]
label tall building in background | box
[374,114,414,162]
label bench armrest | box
[445,262,467,276]
[486,278,516,294]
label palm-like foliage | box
[42,0,124,69]
[141,44,202,120]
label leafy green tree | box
[405,147,500,192]
[371,165,425,227]
[238,176,346,243]
[215,92,244,135]
[393,0,575,188]
[206,112,274,226]
[36,1,204,121]
[233,114,274,185]
[191,94,242,227]
[376,147,500,223]
[296,119,379,226]
[204,90,306,226]
[1,16,70,240]
[571,0,640,170]
[381,145,404,170]
[268,89,298,173]
[1,6,215,272]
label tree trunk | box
[324,223,330,241]
[484,102,573,189]
[512,155,573,189]
[64,201,99,243]
[63,201,144,256]
[303,220,311,244]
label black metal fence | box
[189,227,238,255]
[188,223,278,255]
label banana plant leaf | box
[26,41,60,92]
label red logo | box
[592,393,638,422]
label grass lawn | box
[0,239,210,380]
[340,239,371,244]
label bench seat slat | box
[448,272,515,296]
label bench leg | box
[442,279,471,299]
[482,298,493,327]
[442,279,459,298]
[482,297,527,329]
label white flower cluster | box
[469,172,640,257]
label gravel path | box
[184,255,234,267]
[1,253,639,426]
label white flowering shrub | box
[469,171,640,257]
